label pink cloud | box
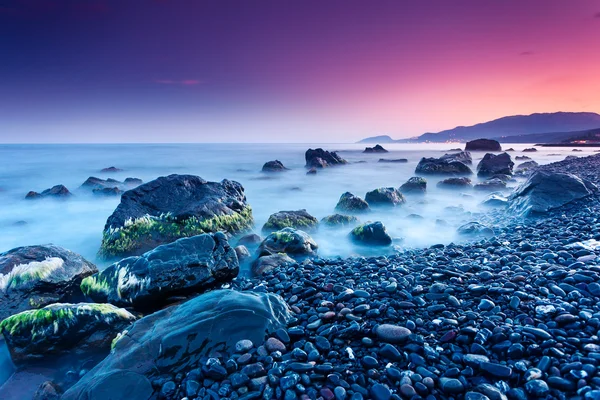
[154,79,201,86]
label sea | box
[0,143,591,269]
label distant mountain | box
[358,112,600,143]
[357,135,396,144]
[492,127,600,144]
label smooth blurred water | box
[0,143,593,268]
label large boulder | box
[508,171,597,216]
[261,209,318,233]
[99,174,253,258]
[0,245,97,320]
[305,148,347,168]
[261,160,288,172]
[321,214,359,227]
[82,233,238,310]
[252,253,296,276]
[516,160,539,170]
[25,185,72,200]
[365,187,406,207]
[400,177,427,194]
[415,157,472,175]
[363,144,388,153]
[465,139,502,151]
[477,153,514,177]
[0,303,135,364]
[440,151,472,165]
[350,222,392,246]
[62,290,291,400]
[437,177,472,189]
[335,192,370,213]
[257,228,318,258]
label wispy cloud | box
[154,79,202,86]
[519,51,535,56]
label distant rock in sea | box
[378,158,407,163]
[363,144,388,153]
[465,138,502,152]
[261,160,288,172]
[100,166,123,173]
[305,148,347,168]
[356,135,396,144]
[25,185,72,200]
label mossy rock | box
[261,210,318,233]
[400,177,427,194]
[0,303,135,363]
[335,192,370,213]
[365,187,406,207]
[320,214,359,227]
[258,228,318,258]
[350,221,392,246]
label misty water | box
[0,143,592,269]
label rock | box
[440,151,473,165]
[101,166,122,173]
[440,378,465,394]
[481,193,508,207]
[252,253,295,276]
[92,187,123,196]
[305,148,347,168]
[262,210,318,233]
[335,192,370,213]
[363,144,388,153]
[516,160,539,171]
[515,155,531,160]
[378,158,407,163]
[257,228,318,258]
[364,187,406,207]
[0,303,135,363]
[474,178,507,191]
[0,245,97,320]
[350,222,392,246]
[32,381,62,400]
[374,324,412,343]
[237,233,262,247]
[25,185,72,200]
[399,177,427,194]
[525,380,549,397]
[306,167,318,175]
[465,139,502,151]
[457,222,494,238]
[82,233,238,310]
[321,214,359,227]
[508,170,597,215]
[523,148,538,152]
[61,290,291,400]
[437,177,472,189]
[369,384,391,400]
[477,153,514,177]
[415,157,472,175]
[81,177,142,193]
[99,174,253,258]
[234,245,251,261]
[261,160,288,172]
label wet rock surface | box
[415,157,473,175]
[465,139,502,151]
[25,185,72,200]
[335,192,370,213]
[262,160,289,172]
[305,148,347,168]
[477,153,514,177]
[262,209,319,233]
[400,177,427,194]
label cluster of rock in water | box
[2,140,600,400]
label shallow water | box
[0,143,593,268]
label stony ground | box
[122,156,600,400]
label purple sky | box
[1,0,599,143]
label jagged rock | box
[437,177,472,188]
[81,177,142,193]
[82,233,238,310]
[25,185,72,200]
[0,245,97,320]
[481,193,508,207]
[508,170,597,216]
[261,210,318,233]
[400,177,427,194]
[465,139,502,151]
[61,290,291,400]
[305,148,347,168]
[257,228,318,258]
[99,174,253,258]
[350,221,392,246]
[321,214,359,227]
[457,222,495,238]
[440,151,473,165]
[516,160,539,170]
[415,157,472,175]
[477,153,514,177]
[261,160,288,172]
[0,303,135,363]
[474,178,507,191]
[523,148,538,152]
[335,192,370,213]
[515,155,531,160]
[365,187,406,207]
[363,144,388,153]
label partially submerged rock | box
[252,253,296,276]
[257,228,318,258]
[82,233,238,310]
[415,157,472,175]
[350,221,392,246]
[92,187,123,196]
[81,176,142,193]
[100,167,122,173]
[465,139,501,152]
[62,290,291,400]
[261,160,288,172]
[305,148,347,169]
[440,151,472,165]
[473,178,507,192]
[99,174,253,258]
[0,303,135,363]
[261,210,318,233]
[335,192,370,213]
[378,158,407,163]
[516,160,539,170]
[25,185,72,200]
[400,177,427,194]
[0,245,97,320]
[365,187,406,207]
[437,177,472,189]
[508,170,597,216]
[363,144,388,153]
[321,214,359,227]
[457,222,495,238]
[477,152,514,177]
[481,193,508,207]
[523,148,538,152]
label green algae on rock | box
[261,209,318,233]
[0,303,135,363]
[99,175,253,258]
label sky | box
[1,0,600,143]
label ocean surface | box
[0,143,592,269]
